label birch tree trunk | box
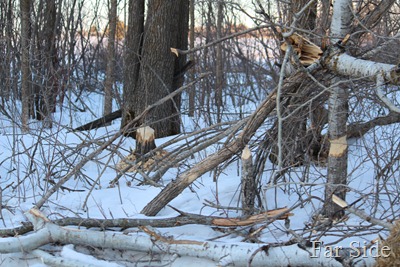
[323,0,353,219]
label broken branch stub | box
[281,33,322,66]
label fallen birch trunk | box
[0,208,357,267]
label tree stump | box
[241,145,256,216]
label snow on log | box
[0,208,373,266]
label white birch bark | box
[323,0,353,219]
[325,53,400,113]
[0,208,368,267]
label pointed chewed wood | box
[136,126,156,156]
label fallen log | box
[0,207,291,237]
[73,109,122,131]
[0,208,351,267]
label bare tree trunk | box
[215,0,224,123]
[188,0,195,117]
[20,0,31,132]
[103,0,117,123]
[317,0,331,42]
[42,0,58,128]
[322,0,353,220]
[122,0,145,136]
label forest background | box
[1,0,400,266]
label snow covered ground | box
[0,89,397,266]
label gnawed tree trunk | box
[241,145,256,216]
[135,126,156,156]
[322,0,353,220]
[141,31,400,217]
[122,0,144,137]
[269,11,324,169]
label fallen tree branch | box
[332,194,393,230]
[32,249,101,267]
[0,208,291,237]
[73,109,122,132]
[141,70,317,216]
[347,112,400,139]
[35,73,211,209]
[0,208,347,267]
[170,24,271,56]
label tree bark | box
[103,0,117,122]
[215,0,224,123]
[42,0,58,128]
[20,0,31,132]
[188,0,195,117]
[0,207,291,237]
[122,0,189,138]
[122,0,145,137]
[241,145,256,216]
[322,0,353,220]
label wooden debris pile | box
[116,149,170,172]
[116,126,170,172]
